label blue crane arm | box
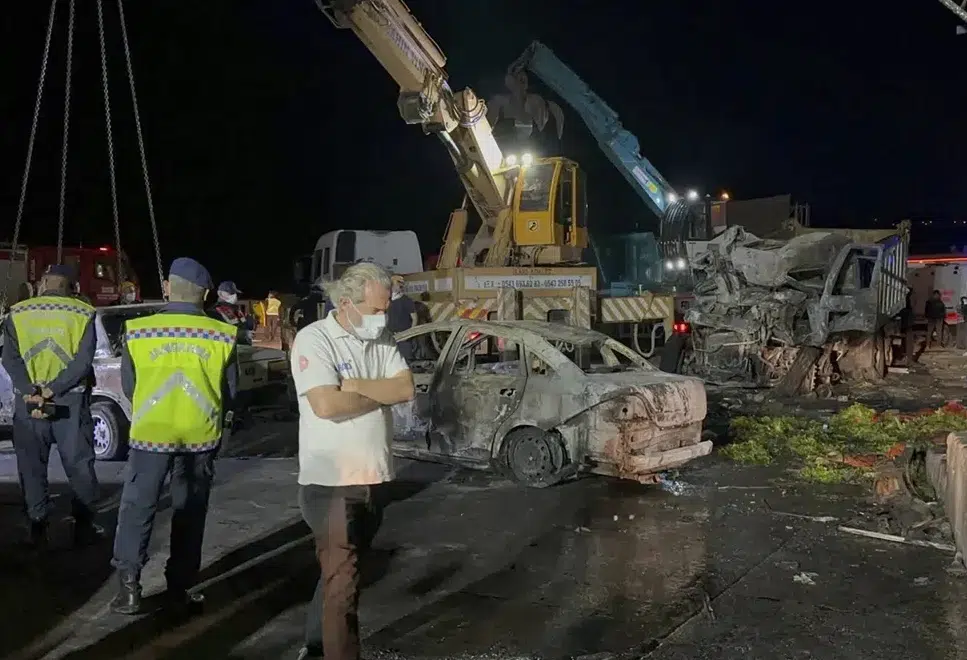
[512,41,675,218]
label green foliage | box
[720,402,967,483]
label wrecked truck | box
[677,221,910,393]
[391,320,710,486]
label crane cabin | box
[506,155,588,258]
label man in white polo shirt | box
[290,262,414,660]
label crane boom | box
[938,0,967,24]
[317,0,514,264]
[509,41,676,219]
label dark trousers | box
[112,448,217,591]
[12,394,98,522]
[300,484,383,660]
[266,315,280,341]
[927,319,945,347]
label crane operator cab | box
[504,155,588,263]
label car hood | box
[238,345,286,363]
[583,370,707,428]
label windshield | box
[518,163,555,212]
[593,232,663,291]
[97,305,165,356]
[94,260,116,282]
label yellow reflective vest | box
[125,313,237,452]
[9,294,94,386]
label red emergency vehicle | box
[0,243,139,306]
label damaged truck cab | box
[681,221,910,391]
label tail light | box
[673,322,690,334]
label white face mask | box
[121,292,136,303]
[349,302,386,340]
[391,289,402,300]
[218,291,238,305]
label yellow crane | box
[317,0,587,268]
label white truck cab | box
[295,230,424,289]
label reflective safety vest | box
[125,313,237,453]
[9,295,95,386]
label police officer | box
[109,257,238,615]
[209,280,254,344]
[0,264,101,548]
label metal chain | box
[97,0,122,287]
[117,0,164,292]
[57,0,76,265]
[1,0,58,312]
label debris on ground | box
[656,473,690,495]
[837,525,957,552]
[720,402,967,482]
[792,571,818,585]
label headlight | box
[665,260,675,271]
[676,258,687,270]
[505,154,518,166]
[521,153,534,167]
[667,193,678,204]
[686,189,699,201]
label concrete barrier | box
[927,432,967,563]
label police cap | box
[46,264,77,281]
[218,280,241,295]
[169,257,213,289]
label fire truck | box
[0,243,138,307]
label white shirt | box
[290,313,409,487]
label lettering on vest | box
[149,343,212,362]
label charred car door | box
[428,327,526,464]
[389,327,457,448]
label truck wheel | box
[774,346,822,396]
[91,399,129,461]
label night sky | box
[2,1,965,296]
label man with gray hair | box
[290,261,415,660]
[109,257,238,617]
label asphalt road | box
[0,421,965,659]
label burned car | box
[392,320,710,486]
[0,303,289,460]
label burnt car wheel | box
[91,399,129,461]
[504,427,567,488]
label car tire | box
[91,399,129,462]
[502,427,568,488]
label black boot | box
[109,571,143,615]
[73,520,105,547]
[24,519,48,551]
[163,587,205,618]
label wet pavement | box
[1,424,966,659]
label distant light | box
[676,258,687,270]
[673,322,691,334]
[720,192,730,201]
[686,189,699,202]
[667,193,678,204]
[521,153,534,167]
[505,154,518,167]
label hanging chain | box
[57,0,76,265]
[97,0,122,287]
[2,1,58,312]
[117,0,164,293]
